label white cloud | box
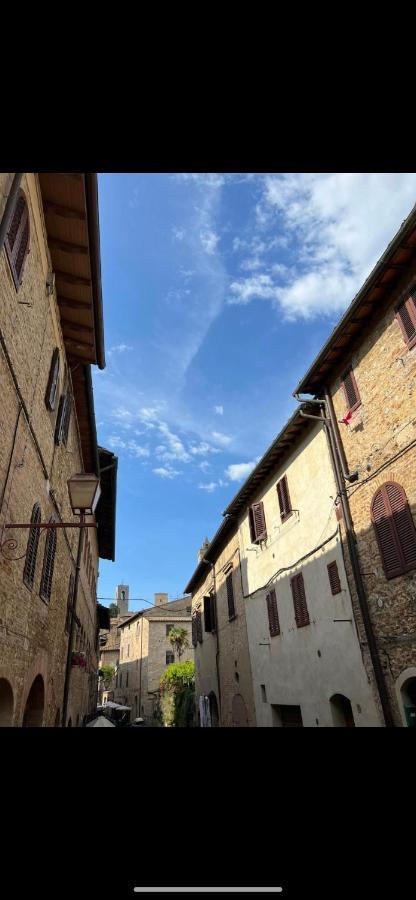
[189,441,220,456]
[225,459,258,482]
[198,481,218,492]
[214,405,224,416]
[198,461,211,472]
[172,226,185,241]
[108,436,150,458]
[153,465,180,479]
[107,344,133,356]
[176,173,225,189]
[200,230,220,255]
[157,422,191,462]
[228,273,279,307]
[211,431,232,447]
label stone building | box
[222,407,380,727]
[114,594,193,723]
[97,585,133,704]
[0,173,117,727]
[294,201,416,727]
[184,530,256,727]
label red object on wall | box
[340,409,353,425]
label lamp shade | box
[67,473,101,515]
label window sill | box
[295,620,310,629]
[280,511,293,524]
[228,614,237,622]
[406,334,416,351]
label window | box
[121,590,125,600]
[39,520,57,603]
[341,366,361,413]
[276,475,292,522]
[261,684,267,703]
[166,624,175,636]
[166,652,174,665]
[23,502,41,590]
[204,594,216,632]
[272,704,303,727]
[65,574,75,634]
[119,673,122,688]
[196,610,203,644]
[54,393,71,446]
[45,349,60,412]
[5,190,30,290]
[396,290,416,349]
[266,588,280,636]
[186,605,191,614]
[327,561,342,595]
[248,501,267,543]
[226,572,236,620]
[371,482,416,579]
[126,672,129,687]
[191,614,198,647]
[291,572,309,628]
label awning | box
[103,701,131,711]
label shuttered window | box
[40,520,57,602]
[291,572,309,628]
[341,367,361,413]
[5,191,30,290]
[226,572,236,620]
[249,501,267,543]
[191,614,198,646]
[371,482,416,579]
[65,573,75,634]
[396,291,416,348]
[45,349,60,411]
[276,475,292,522]
[204,594,216,632]
[196,610,203,643]
[266,588,280,636]
[327,561,342,595]
[23,503,41,590]
[55,393,72,446]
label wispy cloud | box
[189,441,220,456]
[108,436,150,458]
[107,344,133,357]
[225,459,258,482]
[214,405,224,416]
[153,465,181,479]
[211,431,232,447]
[172,226,185,241]
[200,229,220,255]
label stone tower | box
[197,537,210,563]
[115,584,129,617]
[154,592,168,607]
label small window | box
[166,652,174,665]
[261,684,267,703]
[276,475,292,522]
[396,290,416,349]
[341,367,361,413]
[226,572,236,620]
[204,595,216,633]
[186,605,191,614]
[23,502,41,590]
[45,349,60,412]
[39,520,57,603]
[5,190,30,290]
[266,588,280,636]
[196,610,203,644]
[291,572,309,628]
[166,624,175,636]
[248,501,267,543]
[371,481,416,579]
[327,561,342,595]
[55,393,71,446]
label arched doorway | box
[330,694,355,727]
[76,713,80,728]
[232,693,249,727]
[0,678,14,726]
[54,709,61,727]
[67,718,72,727]
[22,675,45,727]
[209,691,219,727]
[400,677,416,727]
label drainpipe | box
[201,558,222,725]
[320,391,394,726]
[61,514,85,727]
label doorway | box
[22,675,45,727]
[0,678,14,727]
[330,694,355,727]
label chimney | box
[197,537,210,563]
[154,592,169,607]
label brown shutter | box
[204,595,212,632]
[327,561,341,595]
[341,367,361,412]
[248,506,256,543]
[396,293,416,347]
[372,482,416,578]
[62,395,72,445]
[291,572,309,628]
[40,520,57,602]
[5,192,30,289]
[23,503,41,590]
[191,614,198,646]
[277,475,292,521]
[226,572,236,619]
[266,588,280,636]
[196,610,203,643]
[252,501,267,542]
[45,349,60,411]
[55,393,71,445]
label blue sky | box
[93,173,416,611]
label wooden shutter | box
[204,595,213,632]
[277,475,292,521]
[251,501,267,542]
[62,395,72,445]
[291,572,309,628]
[191,614,198,647]
[65,573,75,634]
[45,349,60,411]
[327,561,342,595]
[266,588,280,636]
[55,394,71,445]
[341,367,361,412]
[5,192,30,289]
[371,482,416,578]
[396,292,416,347]
[40,521,57,602]
[196,610,203,643]
[226,572,236,619]
[23,503,41,590]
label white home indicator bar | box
[133,890,283,894]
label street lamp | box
[67,473,101,517]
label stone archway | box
[208,691,220,727]
[330,693,355,727]
[232,693,249,727]
[22,675,45,727]
[0,678,14,727]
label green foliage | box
[159,660,195,727]
[108,603,118,618]
[101,664,115,683]
[168,626,190,662]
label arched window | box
[5,190,30,290]
[371,482,416,579]
[330,694,355,727]
[23,503,41,590]
[40,520,57,602]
